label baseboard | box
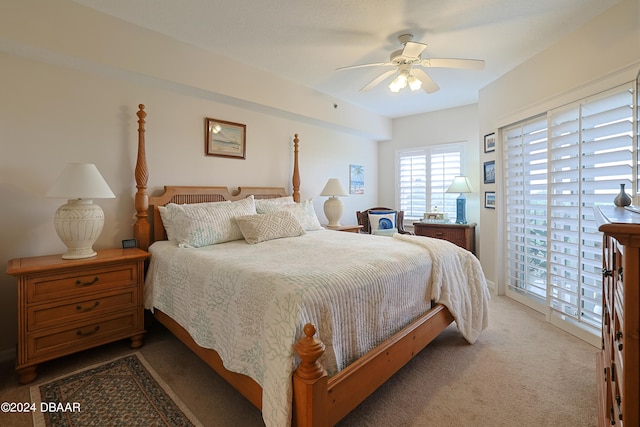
[486,279,496,294]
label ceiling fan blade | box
[336,62,393,71]
[420,58,485,70]
[360,69,396,92]
[412,68,440,94]
[401,41,427,58]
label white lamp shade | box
[47,163,115,259]
[47,163,115,199]
[320,178,348,197]
[446,176,473,194]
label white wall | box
[478,0,640,291]
[0,1,383,353]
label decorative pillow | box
[235,211,306,244]
[368,210,398,236]
[166,196,257,247]
[255,196,295,213]
[281,199,323,231]
[158,201,231,242]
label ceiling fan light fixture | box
[408,75,422,91]
[389,72,408,92]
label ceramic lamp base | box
[53,199,104,259]
[323,196,343,227]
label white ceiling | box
[74,0,621,119]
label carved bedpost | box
[292,134,300,203]
[134,104,151,251]
[293,323,328,427]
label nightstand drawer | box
[27,289,138,331]
[26,264,138,303]
[421,228,466,246]
[413,222,476,254]
[27,310,140,361]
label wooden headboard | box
[132,104,301,250]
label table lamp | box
[46,163,115,259]
[320,178,348,228]
[446,176,473,224]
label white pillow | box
[255,196,295,213]
[368,210,398,236]
[167,196,257,247]
[280,199,323,231]
[158,200,231,242]
[235,211,306,244]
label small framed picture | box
[205,117,246,159]
[484,160,496,184]
[485,191,496,209]
[484,132,496,153]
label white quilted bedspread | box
[144,229,488,427]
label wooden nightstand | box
[324,225,363,233]
[413,222,476,254]
[6,248,149,384]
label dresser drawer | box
[26,264,138,303]
[26,310,141,361]
[27,289,138,331]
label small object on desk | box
[325,224,363,233]
[413,222,476,254]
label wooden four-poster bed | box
[131,104,489,426]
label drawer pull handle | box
[76,301,100,312]
[75,276,99,287]
[616,331,623,351]
[76,325,100,336]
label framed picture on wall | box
[485,191,496,209]
[484,160,496,184]
[349,164,364,194]
[205,117,246,159]
[484,132,496,153]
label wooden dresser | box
[595,206,640,427]
[413,222,476,254]
[6,248,149,384]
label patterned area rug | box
[30,352,202,427]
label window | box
[397,144,463,220]
[503,83,635,342]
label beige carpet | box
[0,295,598,426]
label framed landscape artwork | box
[349,164,364,194]
[484,160,496,184]
[205,117,246,159]
[484,132,496,153]
[485,191,496,209]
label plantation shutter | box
[503,82,635,341]
[398,145,462,220]
[504,116,549,303]
[548,85,634,332]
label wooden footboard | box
[152,303,453,427]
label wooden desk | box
[413,222,476,254]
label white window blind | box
[503,83,635,340]
[398,145,462,220]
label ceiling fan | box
[337,34,485,94]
